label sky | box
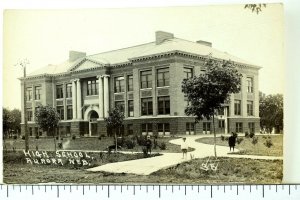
[3,4,284,110]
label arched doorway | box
[89,110,99,136]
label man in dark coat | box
[145,135,152,155]
[228,132,237,151]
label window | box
[26,108,33,121]
[29,127,33,136]
[67,105,73,120]
[203,122,211,134]
[56,106,64,120]
[236,122,243,133]
[26,88,33,101]
[247,77,253,93]
[141,123,153,135]
[247,101,254,116]
[127,124,133,135]
[218,107,224,116]
[35,86,41,100]
[56,85,63,99]
[234,100,241,115]
[127,75,133,91]
[115,101,125,112]
[184,67,193,79]
[140,70,152,89]
[87,80,98,95]
[66,83,72,98]
[114,76,125,93]
[128,100,134,117]
[186,122,195,135]
[249,122,255,133]
[157,68,169,87]
[158,96,170,115]
[158,123,170,136]
[219,120,225,128]
[141,98,153,115]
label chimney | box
[155,31,174,45]
[196,40,212,47]
[69,51,86,62]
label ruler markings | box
[224,185,225,193]
[7,185,8,198]
[57,185,59,198]
[250,185,252,193]
[237,185,238,196]
[32,185,34,195]
[211,185,213,198]
[184,185,186,195]
[159,185,161,198]
[96,185,98,193]
[263,185,264,198]
[82,185,84,195]
[289,184,290,195]
[133,185,135,195]
[276,185,277,192]
[172,185,174,193]
[108,185,110,198]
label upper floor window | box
[127,75,133,91]
[87,79,98,96]
[247,77,253,93]
[56,85,63,99]
[236,122,243,133]
[184,67,193,79]
[234,100,241,115]
[67,105,73,120]
[114,76,125,93]
[34,86,41,100]
[247,101,254,116]
[115,101,125,112]
[140,70,152,89]
[66,83,72,98]
[158,96,170,115]
[128,100,134,117]
[26,88,33,101]
[56,106,64,120]
[157,68,169,87]
[141,98,153,115]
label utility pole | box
[16,59,30,151]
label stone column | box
[242,74,247,118]
[103,75,110,118]
[76,79,82,120]
[224,107,228,134]
[72,80,77,119]
[97,75,104,119]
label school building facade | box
[20,31,260,137]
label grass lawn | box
[4,156,282,184]
[196,135,283,157]
[3,136,191,153]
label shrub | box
[158,142,166,150]
[100,134,106,138]
[264,139,273,148]
[245,132,249,138]
[252,137,258,145]
[153,139,158,149]
[13,135,18,140]
[125,139,135,149]
[249,132,255,138]
[224,137,229,141]
[220,135,225,141]
[236,137,244,145]
[98,136,102,140]
[72,135,76,140]
[21,135,25,140]
[35,135,40,139]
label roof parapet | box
[196,40,212,47]
[155,31,174,45]
[69,51,86,62]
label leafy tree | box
[104,106,125,152]
[182,58,242,157]
[2,108,21,138]
[244,4,266,14]
[35,105,60,150]
[259,94,283,133]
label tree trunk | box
[115,129,118,152]
[213,114,217,158]
[54,127,57,152]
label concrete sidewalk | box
[87,135,282,175]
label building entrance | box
[89,110,99,136]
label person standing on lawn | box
[146,135,152,155]
[181,137,188,159]
[228,132,236,151]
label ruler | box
[0,184,299,200]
